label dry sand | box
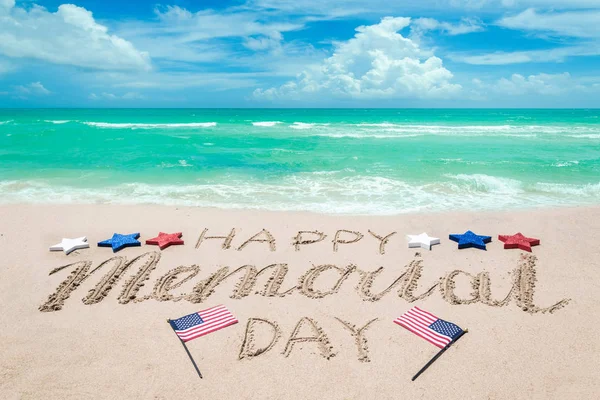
[0,204,599,399]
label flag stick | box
[411,329,467,382]
[167,319,203,379]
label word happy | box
[195,228,399,254]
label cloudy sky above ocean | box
[0,0,600,107]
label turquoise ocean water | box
[1,109,599,214]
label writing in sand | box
[40,249,570,314]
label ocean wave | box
[83,122,217,129]
[289,122,330,130]
[44,120,72,124]
[252,121,282,127]
[534,182,600,196]
[352,123,598,137]
[444,174,524,195]
[567,134,600,139]
[0,120,13,125]
[552,161,580,167]
[159,160,192,168]
[314,133,423,139]
[2,175,600,214]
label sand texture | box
[0,204,599,399]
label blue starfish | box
[98,233,141,252]
[449,230,492,250]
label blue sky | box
[1,0,600,107]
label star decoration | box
[146,232,184,250]
[49,236,89,255]
[449,230,492,250]
[498,232,540,252]
[98,233,141,252]
[407,233,440,250]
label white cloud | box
[473,72,594,96]
[244,32,284,51]
[450,44,600,65]
[254,17,461,101]
[498,8,600,38]
[89,92,145,100]
[116,5,303,64]
[0,0,15,11]
[14,81,50,95]
[247,0,600,19]
[0,3,150,71]
[412,17,484,36]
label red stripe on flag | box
[396,316,449,347]
[394,319,445,348]
[179,319,238,342]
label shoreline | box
[2,200,600,218]
[1,203,599,399]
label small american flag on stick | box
[170,304,238,342]
[394,306,463,348]
[167,305,239,379]
[394,306,467,381]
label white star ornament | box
[49,236,90,255]
[407,233,440,251]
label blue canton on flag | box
[171,312,204,331]
[428,319,463,341]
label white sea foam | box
[252,121,282,127]
[567,134,600,139]
[553,161,580,167]
[3,175,600,215]
[44,120,71,124]
[289,122,330,130]
[83,122,217,129]
[0,120,13,125]
[159,160,193,168]
[349,123,598,137]
[445,174,524,195]
[534,182,600,196]
[314,133,423,139]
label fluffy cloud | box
[473,72,590,95]
[0,3,150,71]
[498,9,600,38]
[254,17,461,100]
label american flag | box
[394,306,463,349]
[169,305,238,342]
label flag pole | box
[167,319,203,379]
[411,329,467,381]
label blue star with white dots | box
[98,232,141,252]
[449,230,492,250]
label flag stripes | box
[171,305,238,342]
[394,306,458,348]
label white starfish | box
[407,233,440,251]
[49,236,89,255]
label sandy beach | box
[0,204,598,399]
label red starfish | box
[498,232,540,252]
[146,232,184,250]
